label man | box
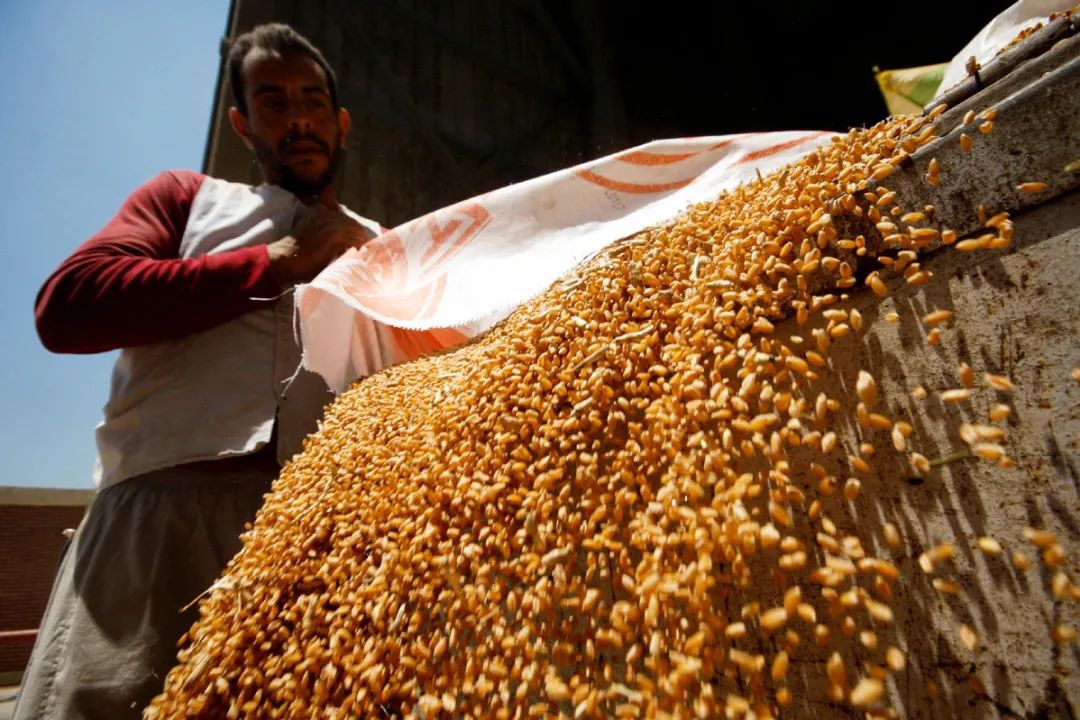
[16,23,378,720]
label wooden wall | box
[204,0,626,228]
[202,1,1012,228]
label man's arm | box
[35,171,284,353]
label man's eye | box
[262,98,286,111]
[306,98,330,112]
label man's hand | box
[266,207,376,285]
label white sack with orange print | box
[296,131,833,392]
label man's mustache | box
[280,134,331,154]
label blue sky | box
[0,1,229,488]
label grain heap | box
[146,106,1074,719]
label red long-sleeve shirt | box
[34,170,285,353]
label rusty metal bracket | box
[0,629,37,646]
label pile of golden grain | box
[145,107,1074,719]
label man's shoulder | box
[149,169,208,190]
[149,171,266,198]
[160,169,207,184]
[131,170,209,204]
[184,175,277,212]
[340,204,385,237]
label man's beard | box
[251,132,344,200]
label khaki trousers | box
[13,464,273,720]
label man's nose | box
[286,99,314,132]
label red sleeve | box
[35,170,284,354]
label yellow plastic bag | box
[874,63,947,116]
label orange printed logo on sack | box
[328,201,492,323]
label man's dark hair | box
[227,23,339,116]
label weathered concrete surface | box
[769,188,1080,718]
[877,34,1080,255]
[771,42,1080,716]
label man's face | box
[230,49,349,200]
